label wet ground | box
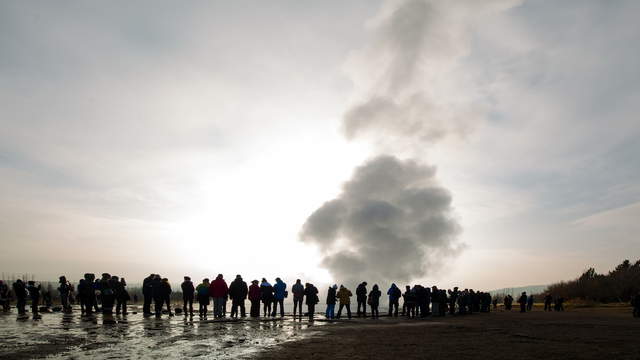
[0,306,327,359]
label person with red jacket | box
[248,280,261,317]
[209,274,229,318]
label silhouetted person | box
[248,280,261,317]
[272,277,287,317]
[181,276,195,316]
[142,273,155,315]
[229,275,248,318]
[387,283,401,317]
[518,292,527,313]
[210,274,228,318]
[368,284,382,319]
[448,287,459,315]
[631,292,640,318]
[292,279,304,318]
[356,282,367,317]
[0,280,9,312]
[404,286,417,318]
[13,279,27,316]
[492,297,498,311]
[151,275,163,317]
[260,278,274,317]
[504,294,513,311]
[336,285,353,319]
[115,277,130,316]
[58,276,72,313]
[77,278,91,315]
[27,281,41,318]
[160,278,173,316]
[544,294,553,311]
[554,297,564,311]
[325,285,337,319]
[402,285,411,316]
[304,283,319,321]
[196,278,210,317]
[527,295,534,311]
[99,273,115,315]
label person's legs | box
[143,294,151,314]
[154,298,162,317]
[337,304,343,318]
[346,304,351,319]
[293,299,299,316]
[308,304,314,321]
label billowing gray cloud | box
[301,155,461,285]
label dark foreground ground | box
[258,306,640,360]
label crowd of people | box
[1,275,639,320]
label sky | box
[1,0,639,290]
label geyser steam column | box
[300,155,461,285]
[298,0,516,284]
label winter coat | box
[27,284,41,301]
[248,284,261,301]
[143,276,154,296]
[304,285,319,305]
[356,283,367,301]
[337,287,352,305]
[13,281,27,299]
[292,283,305,300]
[209,278,229,298]
[151,278,163,299]
[273,280,287,300]
[387,284,401,301]
[181,281,195,299]
[196,283,209,297]
[160,281,172,298]
[368,289,382,307]
[260,283,274,303]
[228,279,248,300]
[326,287,337,305]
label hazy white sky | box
[1,0,639,290]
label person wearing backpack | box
[368,284,382,319]
[325,284,337,319]
[304,283,319,321]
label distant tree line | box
[546,259,640,303]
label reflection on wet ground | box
[0,306,327,359]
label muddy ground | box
[258,306,640,360]
[0,305,637,359]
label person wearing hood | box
[260,278,274,317]
[210,274,229,318]
[229,275,248,318]
[304,283,319,321]
[292,279,305,318]
[13,279,27,316]
[196,278,210,317]
[26,281,41,318]
[356,282,367,317]
[181,276,195,317]
[368,284,382,319]
[325,285,337,319]
[248,280,261,317]
[336,285,353,319]
[387,283,401,317]
[272,277,287,317]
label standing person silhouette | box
[518,292,527,313]
[356,282,367,317]
[229,275,248,318]
[325,285,337,319]
[387,283,401,317]
[304,283,319,321]
[336,285,353,319]
[248,280,261,317]
[292,279,305,318]
[260,278,274,317]
[181,276,195,317]
[272,278,287,317]
[196,278,210,317]
[368,284,382,319]
[210,274,228,318]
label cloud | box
[301,155,461,285]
